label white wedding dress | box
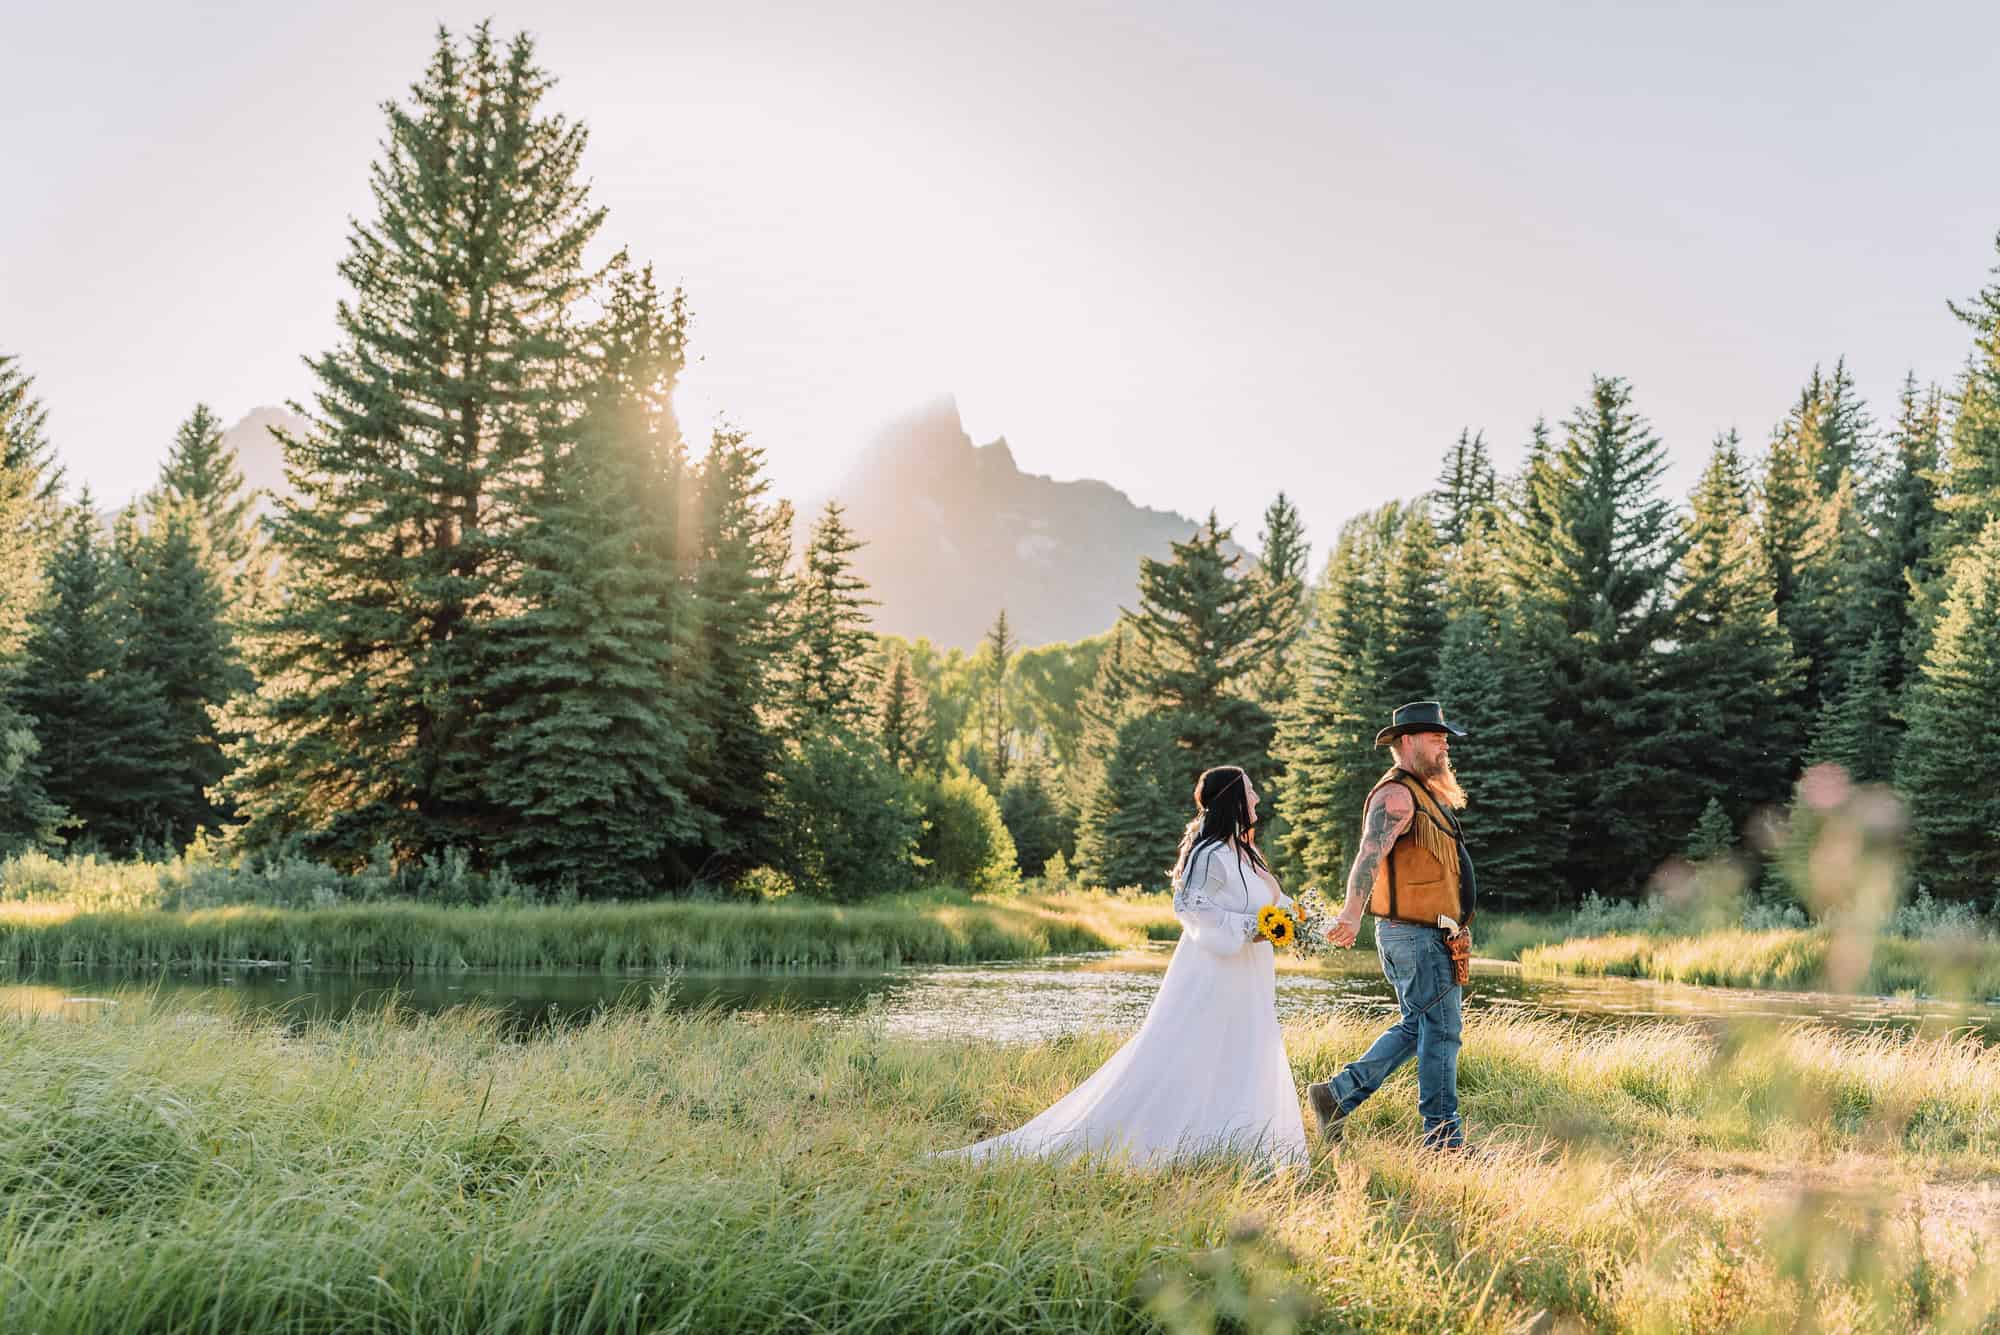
[946,840,1307,1168]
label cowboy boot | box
[1305,1081,1346,1143]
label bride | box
[945,765,1307,1168]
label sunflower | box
[1256,904,1295,948]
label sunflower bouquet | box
[1254,902,1300,950]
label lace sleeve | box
[1173,845,1260,956]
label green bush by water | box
[916,769,1021,895]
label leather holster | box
[1443,927,1471,987]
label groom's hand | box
[1326,911,1361,949]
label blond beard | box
[1408,753,1468,810]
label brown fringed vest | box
[1365,769,1465,927]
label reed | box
[0,890,1180,973]
[0,998,1993,1332]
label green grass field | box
[2,996,1994,1332]
[0,889,1181,972]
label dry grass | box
[1523,927,2000,1001]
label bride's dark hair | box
[1170,765,1270,890]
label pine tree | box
[1121,512,1275,764]
[683,428,794,878]
[1685,798,1735,862]
[895,637,973,776]
[981,608,1017,787]
[227,24,605,865]
[1806,629,1897,783]
[1432,521,1561,908]
[18,502,179,853]
[1509,376,1684,899]
[1814,358,1878,492]
[153,404,260,585]
[1086,711,1189,890]
[120,498,251,842]
[0,353,65,523]
[1898,516,2000,902]
[1247,492,1311,713]
[469,264,704,892]
[1658,433,1806,833]
[1432,428,1497,549]
[1000,751,1069,877]
[1879,374,1946,689]
[1508,417,1559,557]
[0,458,61,851]
[787,502,880,734]
[1381,509,1448,704]
[1070,622,1135,882]
[1759,362,1880,719]
[1076,513,1277,883]
[876,642,928,771]
[1272,504,1401,884]
[1797,468,1882,713]
[1932,234,2000,568]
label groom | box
[1307,701,1477,1151]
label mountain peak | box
[974,435,1017,475]
[221,404,310,503]
[824,397,1212,650]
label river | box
[8,946,1995,1042]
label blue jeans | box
[1326,918,1463,1148]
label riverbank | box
[1522,926,2000,1001]
[0,891,1179,972]
[3,999,1993,1332]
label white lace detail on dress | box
[1173,843,1260,953]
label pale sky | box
[7,0,1999,557]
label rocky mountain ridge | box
[216,397,1213,650]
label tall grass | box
[0,890,1179,972]
[1,1000,1993,1332]
[1522,927,2000,1000]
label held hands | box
[1324,910,1362,949]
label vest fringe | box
[1411,805,1458,868]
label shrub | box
[917,770,1020,896]
[1741,899,1808,932]
[769,730,924,902]
[1568,892,1667,937]
[1885,889,1991,941]
[998,764,1069,877]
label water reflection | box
[4,951,1994,1043]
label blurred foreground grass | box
[2,995,1995,1333]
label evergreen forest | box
[9,23,2000,917]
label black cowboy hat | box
[1374,700,1467,747]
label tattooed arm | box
[1326,784,1414,948]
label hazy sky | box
[8,0,2000,558]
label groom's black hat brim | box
[1374,700,1467,747]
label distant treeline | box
[5,23,2000,913]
